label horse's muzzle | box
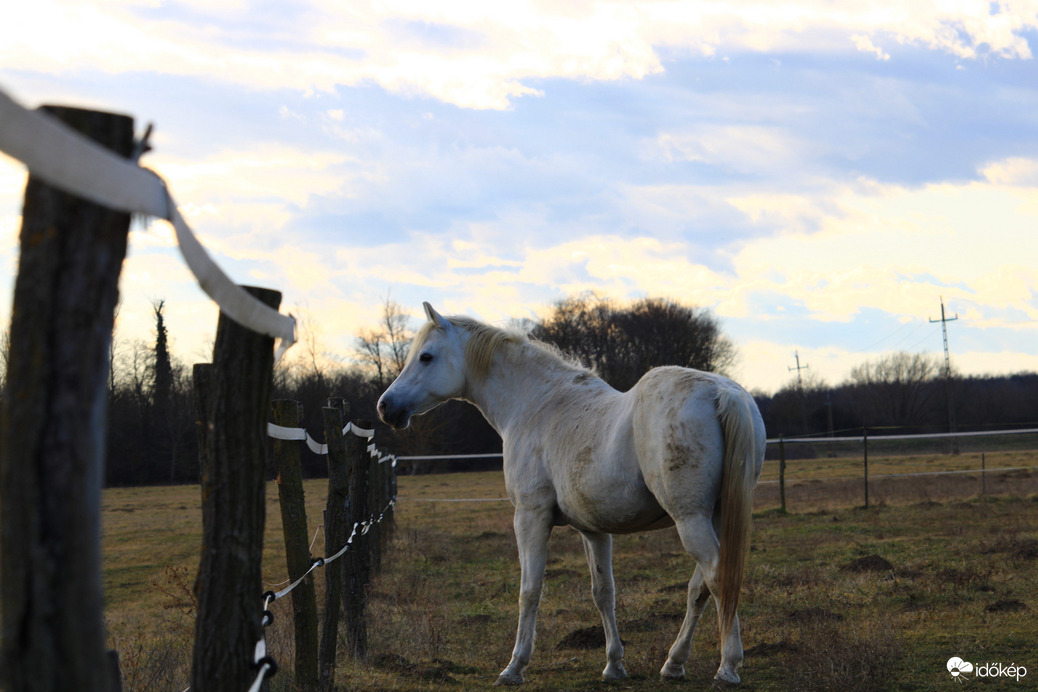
[377,396,410,430]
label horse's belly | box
[555,484,669,534]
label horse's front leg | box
[495,507,553,686]
[580,531,627,681]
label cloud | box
[2,2,1036,399]
[657,125,814,176]
[293,147,1037,340]
[982,157,1038,186]
[727,171,1038,322]
[4,1,1036,110]
[851,34,891,61]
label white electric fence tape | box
[266,421,374,455]
[0,87,297,359]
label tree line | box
[2,294,1033,487]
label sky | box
[1,1,1037,395]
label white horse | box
[377,303,766,686]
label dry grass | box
[99,458,1038,691]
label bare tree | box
[356,328,388,390]
[849,351,944,428]
[380,297,412,376]
[355,298,413,390]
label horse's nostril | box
[377,399,386,416]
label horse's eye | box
[419,352,433,363]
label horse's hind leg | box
[496,507,553,686]
[580,531,627,681]
[662,514,744,684]
[660,562,711,680]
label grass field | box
[101,454,1038,691]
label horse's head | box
[377,302,468,429]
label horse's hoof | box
[660,661,685,680]
[713,664,741,686]
[602,661,628,681]
[494,672,524,686]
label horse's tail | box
[714,385,761,644]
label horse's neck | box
[464,345,566,435]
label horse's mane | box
[410,315,587,382]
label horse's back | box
[631,367,762,518]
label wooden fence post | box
[0,106,133,692]
[271,399,319,687]
[344,419,374,660]
[319,398,350,689]
[778,437,787,514]
[191,286,281,692]
[377,448,392,559]
[862,426,869,509]
[367,441,383,575]
[981,452,986,495]
[389,454,397,533]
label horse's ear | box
[423,302,447,328]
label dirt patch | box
[979,535,1038,559]
[985,599,1027,613]
[935,567,990,589]
[842,554,894,573]
[554,625,623,650]
[1013,539,1038,560]
[459,613,492,625]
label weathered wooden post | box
[367,444,383,575]
[778,437,787,514]
[379,449,393,555]
[191,286,281,692]
[344,419,374,660]
[862,426,869,509]
[319,397,350,688]
[981,452,986,495]
[0,106,133,692]
[270,399,319,687]
[388,453,397,533]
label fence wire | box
[241,424,396,691]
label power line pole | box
[929,296,959,452]
[789,351,810,434]
[930,296,958,380]
[788,350,809,392]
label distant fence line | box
[396,427,1038,510]
[397,426,1038,464]
[770,426,1038,445]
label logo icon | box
[948,657,974,683]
